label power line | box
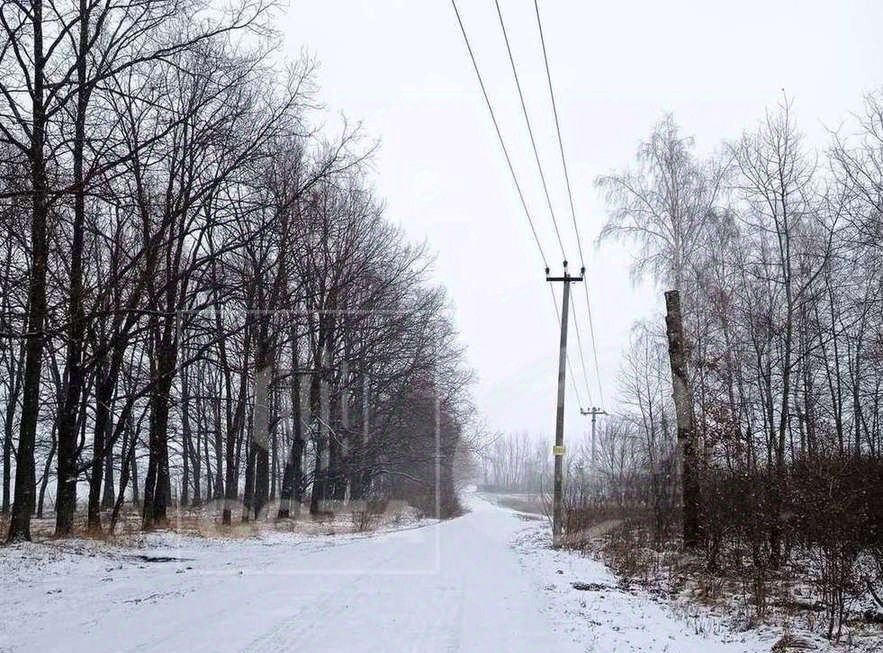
[568,293,595,407]
[492,0,594,407]
[532,0,582,263]
[493,0,567,263]
[450,0,549,270]
[450,0,588,412]
[547,284,584,409]
[533,0,605,407]
[581,283,605,407]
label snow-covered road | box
[0,497,759,652]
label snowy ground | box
[510,519,769,653]
[0,496,791,652]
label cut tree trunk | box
[664,290,701,549]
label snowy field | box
[0,496,803,652]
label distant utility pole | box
[547,261,584,547]
[580,407,607,465]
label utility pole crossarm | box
[579,407,607,416]
[545,270,585,283]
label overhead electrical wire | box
[568,296,595,407]
[450,0,549,270]
[547,285,585,408]
[492,0,567,263]
[451,0,594,411]
[493,0,596,408]
[582,279,606,406]
[533,0,606,407]
[532,0,583,263]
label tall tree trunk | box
[252,343,271,520]
[86,367,116,532]
[1,371,20,515]
[242,439,255,522]
[181,366,192,507]
[142,337,174,529]
[192,425,202,506]
[309,366,327,516]
[101,432,116,511]
[221,310,248,525]
[129,411,140,506]
[212,396,223,500]
[351,370,370,500]
[0,241,21,516]
[36,427,56,518]
[664,290,700,549]
[110,413,138,533]
[270,391,278,502]
[278,333,304,519]
[7,0,47,543]
[55,0,93,537]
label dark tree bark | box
[278,332,304,518]
[0,239,21,516]
[222,322,249,525]
[1,355,22,515]
[129,410,140,507]
[181,366,192,507]
[86,365,118,532]
[142,333,174,529]
[101,436,116,511]
[664,290,700,549]
[252,335,272,520]
[54,0,94,538]
[242,439,255,522]
[36,429,56,519]
[7,0,47,543]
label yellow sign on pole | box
[553,445,566,456]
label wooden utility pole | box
[547,262,584,547]
[580,407,607,465]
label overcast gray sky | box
[282,0,883,441]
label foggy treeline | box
[477,431,550,494]
[0,0,472,542]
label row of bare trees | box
[481,93,882,639]
[592,95,883,639]
[0,0,472,542]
